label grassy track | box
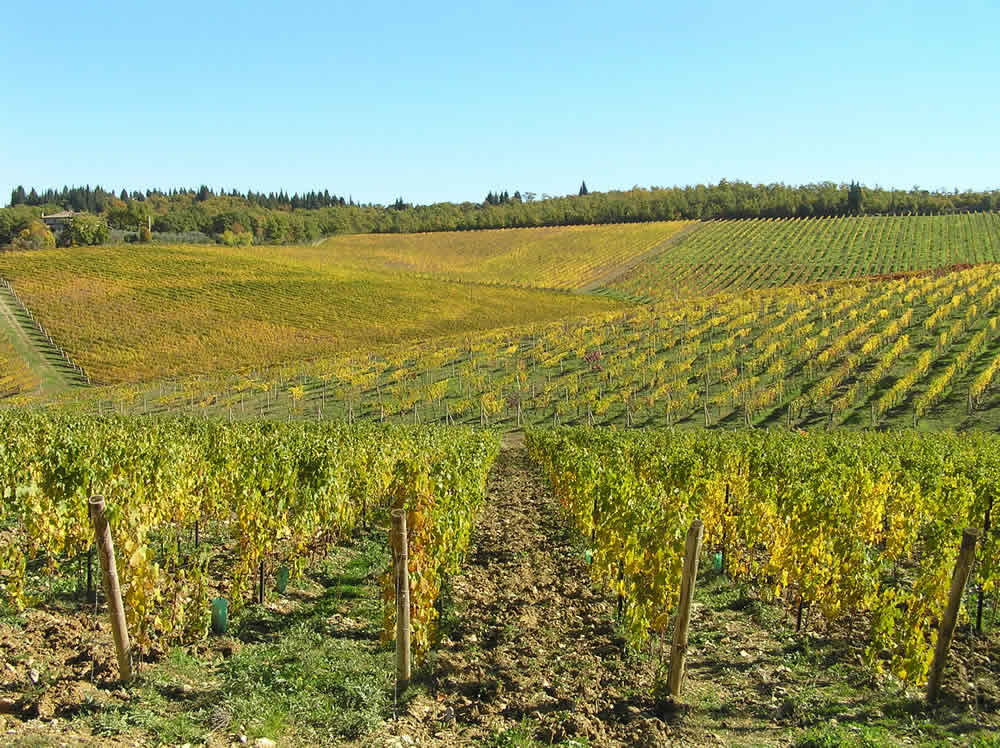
[604,212,1000,299]
[0,243,624,384]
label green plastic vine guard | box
[211,597,228,635]
[276,565,289,594]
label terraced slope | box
[0,243,624,384]
[603,212,1000,300]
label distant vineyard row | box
[605,212,1000,300]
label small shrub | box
[12,220,55,250]
[219,229,253,247]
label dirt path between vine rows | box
[374,445,715,747]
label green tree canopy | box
[64,213,109,246]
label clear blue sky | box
[2,0,998,207]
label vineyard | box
[0,243,621,383]
[603,212,1000,300]
[2,414,998,744]
[0,332,37,399]
[2,214,1000,744]
[3,215,1000,396]
[47,261,1000,435]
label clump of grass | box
[793,722,895,748]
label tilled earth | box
[0,607,135,745]
[373,447,702,747]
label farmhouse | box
[40,210,74,234]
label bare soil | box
[374,447,699,747]
[0,607,137,745]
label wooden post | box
[591,495,598,543]
[86,545,94,601]
[616,566,625,621]
[926,528,980,704]
[391,509,411,691]
[721,484,729,577]
[668,519,704,698]
[258,560,265,605]
[977,497,993,635]
[89,496,133,683]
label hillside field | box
[0,243,623,383]
[1,214,999,432]
[304,220,695,289]
[47,262,1000,438]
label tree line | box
[9,185,353,213]
[3,180,999,246]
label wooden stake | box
[391,509,411,691]
[616,566,625,621]
[86,545,94,602]
[591,494,598,544]
[89,496,133,683]
[721,484,729,577]
[977,497,993,635]
[668,519,704,698]
[926,528,981,704]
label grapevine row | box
[0,409,499,660]
[526,427,999,684]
